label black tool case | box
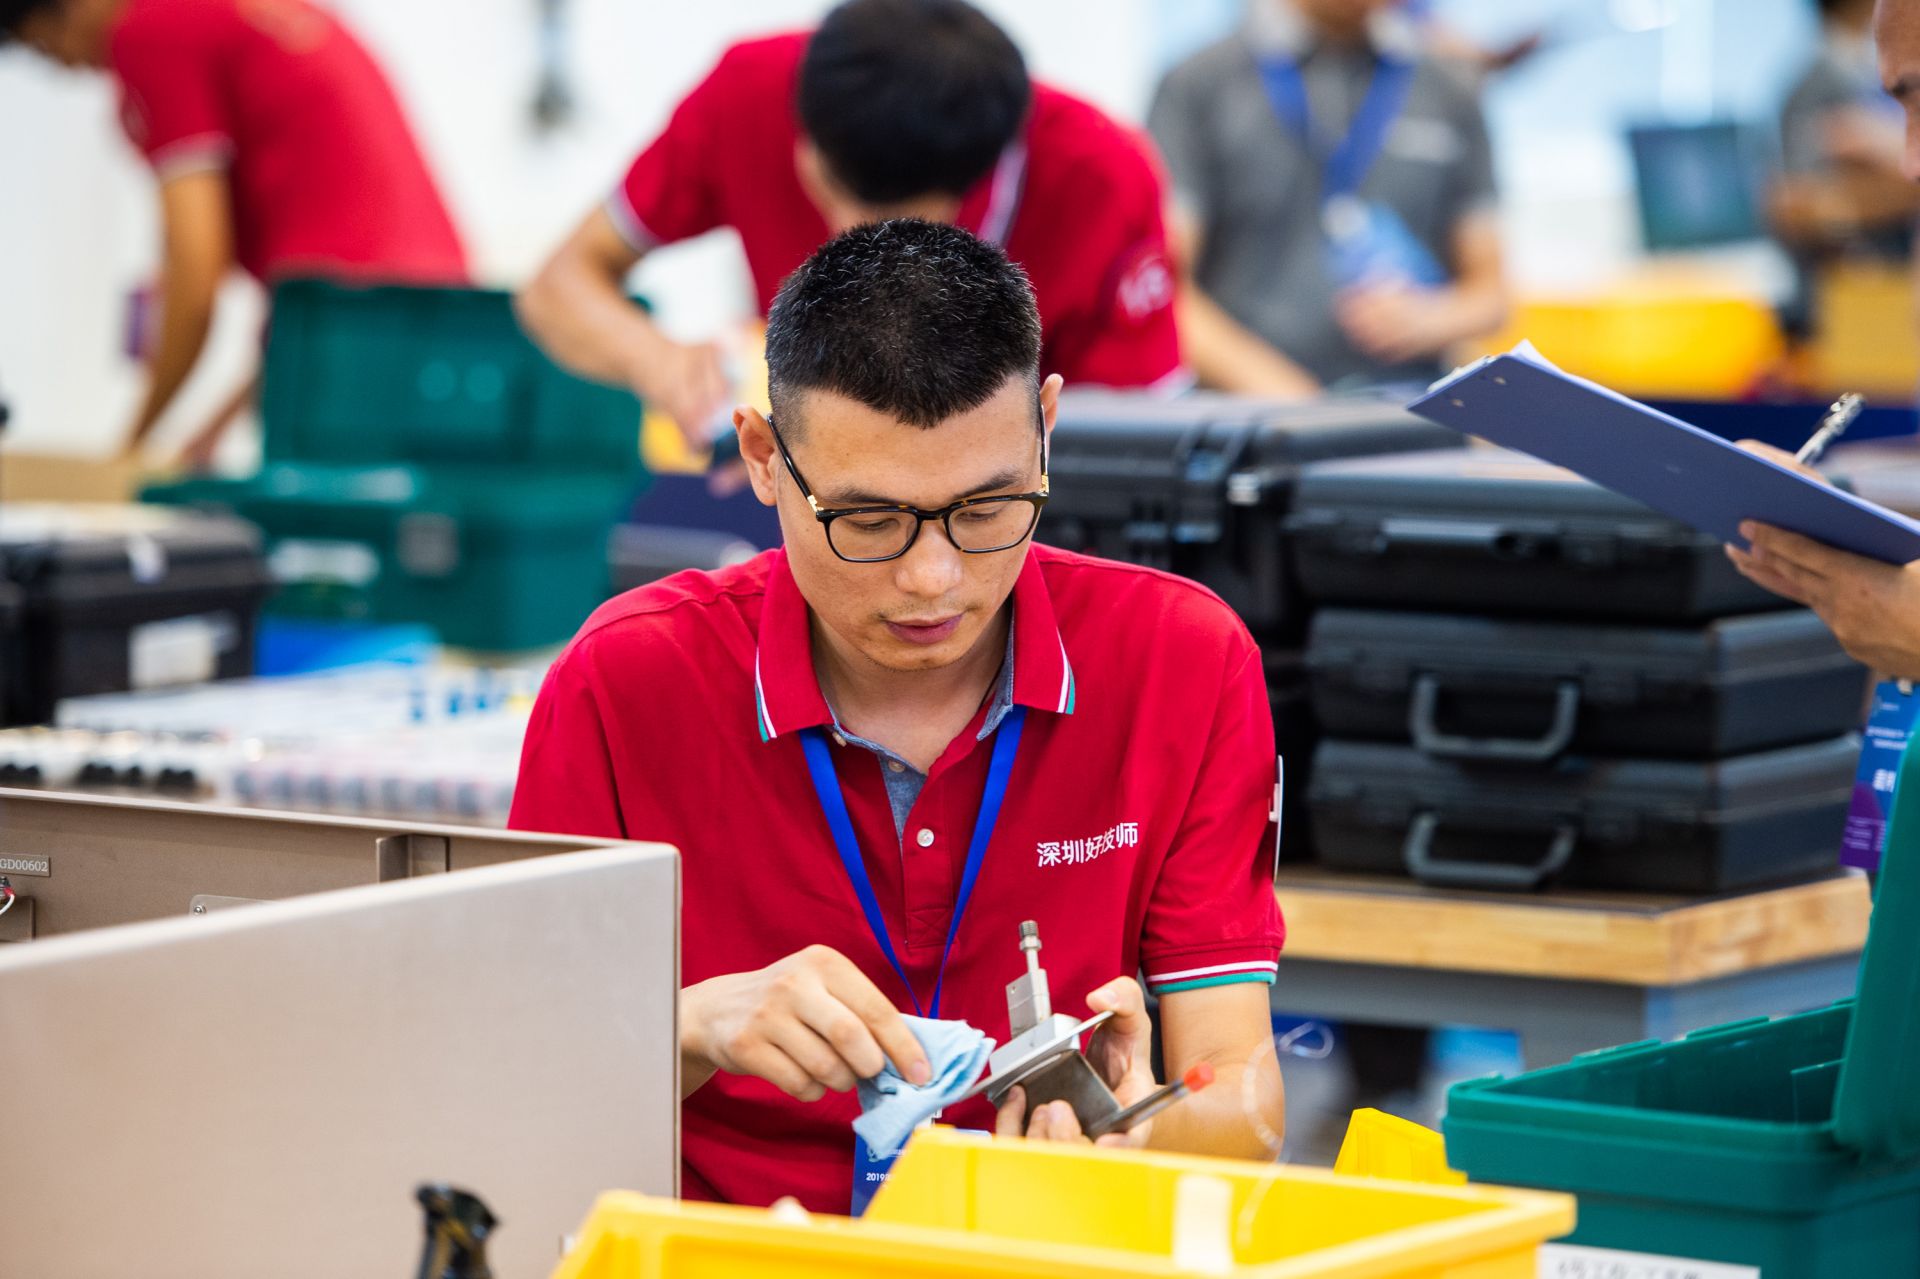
[1287,448,1782,621]
[1306,608,1869,761]
[0,507,275,725]
[1044,390,1462,639]
[1305,735,1858,893]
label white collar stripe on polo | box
[753,650,777,742]
[979,142,1028,248]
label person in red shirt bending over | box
[511,219,1283,1213]
[4,0,467,464]
[516,0,1185,448]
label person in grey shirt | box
[1148,0,1507,392]
[1771,0,1916,338]
[1732,0,1920,683]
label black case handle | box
[1402,812,1577,890]
[1374,517,1519,551]
[1408,675,1581,763]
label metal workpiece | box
[988,1044,1124,1135]
[971,920,1124,1133]
[1006,917,1052,1036]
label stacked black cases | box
[1292,448,1868,893]
[0,510,276,726]
[1046,391,1465,861]
[1306,738,1859,893]
[1306,610,1868,761]
[1287,448,1779,621]
[1046,390,1464,645]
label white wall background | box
[0,0,1824,459]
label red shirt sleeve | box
[108,3,236,179]
[509,639,628,840]
[606,45,745,251]
[1044,130,1184,389]
[1140,638,1284,995]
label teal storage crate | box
[146,463,630,653]
[1444,743,1920,1277]
[259,279,643,471]
[143,278,648,652]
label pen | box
[1794,393,1866,467]
[1083,1062,1215,1139]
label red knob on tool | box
[1182,1062,1215,1092]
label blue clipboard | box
[1407,349,1920,566]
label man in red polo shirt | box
[4,0,467,463]
[515,0,1183,447]
[511,219,1282,1212]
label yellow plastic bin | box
[1333,1108,1467,1187]
[1471,283,1784,399]
[553,1128,1573,1279]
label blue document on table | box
[1407,343,1920,565]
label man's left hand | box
[1335,284,1450,365]
[1729,520,1920,679]
[993,976,1160,1148]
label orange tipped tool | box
[1085,1062,1216,1139]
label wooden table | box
[1272,866,1872,1071]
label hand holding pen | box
[1793,392,1866,468]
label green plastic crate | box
[260,279,642,471]
[1444,743,1920,1277]
[145,463,632,653]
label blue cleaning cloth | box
[852,1016,995,1156]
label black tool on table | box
[414,1184,497,1279]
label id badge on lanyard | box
[851,1132,903,1217]
[1258,53,1444,289]
[800,707,1027,1214]
[1321,195,1446,289]
[1844,679,1920,872]
[853,1127,991,1217]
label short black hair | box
[0,0,57,39]
[798,0,1031,204]
[765,219,1041,433]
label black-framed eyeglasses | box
[766,412,1050,564]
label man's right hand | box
[515,207,735,451]
[636,336,733,452]
[679,944,931,1102]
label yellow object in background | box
[1471,276,1784,400]
[1807,262,1920,401]
[1333,1108,1468,1187]
[641,325,772,475]
[0,451,146,504]
[639,407,706,474]
[552,1128,1573,1279]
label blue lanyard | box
[1258,52,1415,202]
[799,706,1026,1020]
